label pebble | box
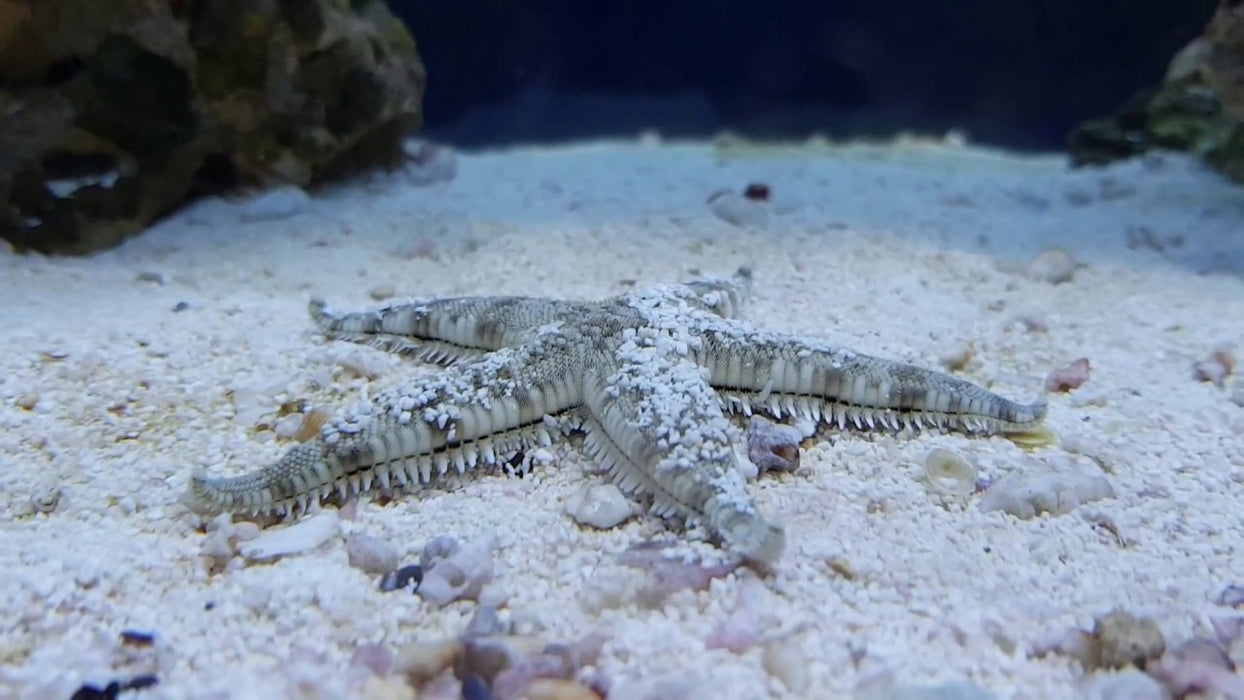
[707,190,769,229]
[134,270,167,285]
[745,415,802,473]
[418,535,496,607]
[1089,610,1165,671]
[15,391,39,410]
[420,535,460,572]
[564,483,635,529]
[403,139,458,186]
[237,186,311,222]
[520,679,601,700]
[378,564,423,593]
[273,413,304,440]
[1025,246,1078,284]
[238,511,340,561]
[369,283,397,301]
[345,532,400,575]
[1216,584,1244,608]
[1046,357,1092,393]
[394,638,463,686]
[979,470,1114,519]
[937,341,975,372]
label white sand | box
[1,137,1242,699]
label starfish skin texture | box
[189,269,1048,567]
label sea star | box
[189,268,1047,567]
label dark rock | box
[1068,1,1244,184]
[0,0,426,254]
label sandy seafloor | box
[1,136,1242,700]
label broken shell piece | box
[564,483,635,529]
[746,415,802,474]
[1045,358,1091,393]
[238,511,339,561]
[922,448,977,496]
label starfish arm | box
[188,334,586,515]
[694,320,1047,437]
[308,295,583,364]
[581,345,785,568]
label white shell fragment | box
[238,511,340,561]
[980,471,1114,519]
[565,483,636,529]
[922,448,977,496]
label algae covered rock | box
[1068,0,1244,184]
[0,0,426,254]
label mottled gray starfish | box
[190,268,1047,567]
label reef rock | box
[0,0,426,254]
[1067,1,1244,184]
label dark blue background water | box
[392,0,1212,151]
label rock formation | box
[1068,1,1244,183]
[0,0,426,254]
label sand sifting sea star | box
[189,268,1047,567]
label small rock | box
[1090,610,1166,671]
[238,511,340,561]
[464,604,508,638]
[14,392,39,410]
[273,413,304,440]
[520,679,601,700]
[419,535,495,607]
[742,183,771,202]
[404,140,458,186]
[369,283,397,301]
[394,638,463,687]
[707,190,768,229]
[378,564,423,593]
[1025,246,1078,284]
[135,270,167,285]
[346,532,400,575]
[1046,357,1092,393]
[745,415,802,473]
[937,341,975,372]
[238,186,311,222]
[1193,343,1235,387]
[1216,584,1244,608]
[564,483,635,529]
[420,535,460,572]
[980,470,1114,519]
